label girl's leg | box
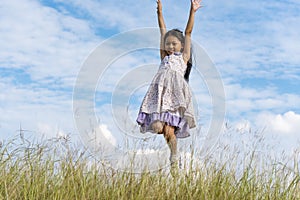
[151,120,164,134]
[163,125,178,166]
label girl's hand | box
[191,0,202,12]
[157,0,162,12]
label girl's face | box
[164,35,183,55]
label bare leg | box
[163,125,178,167]
[151,120,164,134]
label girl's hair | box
[164,29,193,82]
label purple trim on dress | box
[136,112,190,138]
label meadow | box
[0,128,299,200]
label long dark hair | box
[164,29,192,82]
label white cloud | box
[52,0,158,30]
[0,77,75,140]
[0,0,100,85]
[257,111,300,136]
[0,0,103,140]
[37,123,68,139]
[98,124,117,146]
[197,0,300,82]
[225,83,300,118]
[235,120,251,134]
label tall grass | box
[0,134,299,200]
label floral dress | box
[136,52,196,138]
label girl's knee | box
[151,120,164,134]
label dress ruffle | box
[136,111,190,138]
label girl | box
[136,0,202,167]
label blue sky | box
[0,0,300,156]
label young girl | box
[136,0,202,167]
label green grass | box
[0,136,299,200]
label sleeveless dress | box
[136,52,196,138]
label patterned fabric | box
[136,53,196,138]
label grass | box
[0,134,299,200]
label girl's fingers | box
[192,0,202,10]
[192,0,202,5]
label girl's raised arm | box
[157,0,167,60]
[182,0,202,64]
